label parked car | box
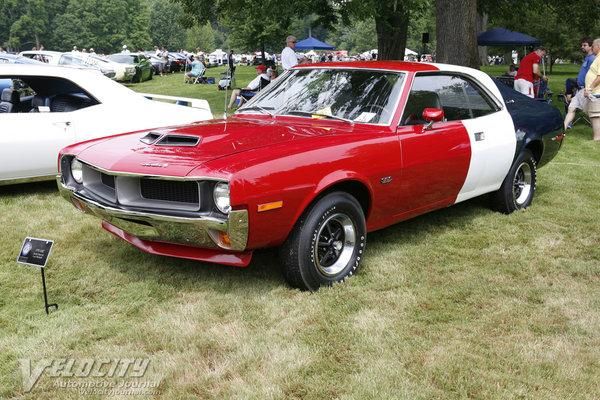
[1,53,46,65]
[56,61,564,291]
[19,50,116,79]
[86,54,135,81]
[107,53,153,82]
[0,64,212,185]
[168,52,186,72]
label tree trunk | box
[477,12,488,66]
[435,0,479,69]
[374,3,409,61]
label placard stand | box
[17,237,58,315]
[41,268,58,314]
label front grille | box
[140,179,199,203]
[101,173,115,188]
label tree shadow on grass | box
[0,180,58,197]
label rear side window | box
[401,74,500,125]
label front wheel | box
[491,149,537,214]
[279,192,367,291]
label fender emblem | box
[140,162,169,168]
[380,176,392,184]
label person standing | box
[583,38,600,140]
[227,50,235,76]
[564,37,596,130]
[281,35,299,70]
[157,45,168,76]
[121,45,130,54]
[514,46,548,98]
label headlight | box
[213,182,231,214]
[71,158,83,184]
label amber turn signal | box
[257,201,283,212]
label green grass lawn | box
[1,63,599,399]
[125,65,261,119]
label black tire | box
[491,149,537,214]
[279,192,367,291]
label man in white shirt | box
[281,36,299,70]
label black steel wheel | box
[279,192,367,291]
[491,149,537,214]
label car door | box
[0,111,76,182]
[394,74,472,215]
[395,73,516,214]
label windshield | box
[238,68,405,125]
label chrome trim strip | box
[73,158,227,182]
[57,176,248,251]
[0,174,55,186]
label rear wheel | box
[491,149,537,214]
[279,192,367,291]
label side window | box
[401,74,499,126]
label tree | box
[50,0,151,53]
[479,0,600,66]
[148,0,186,50]
[184,22,217,53]
[3,0,48,50]
[307,0,430,61]
[435,0,479,68]
[173,0,295,58]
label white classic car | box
[18,50,116,79]
[0,64,212,185]
[19,51,136,81]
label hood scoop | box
[140,131,201,147]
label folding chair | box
[558,87,591,128]
[192,68,206,84]
[534,80,553,104]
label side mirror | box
[422,108,444,131]
[423,108,444,122]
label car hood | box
[75,116,343,176]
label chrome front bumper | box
[57,176,249,251]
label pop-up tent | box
[477,28,541,47]
[294,37,334,50]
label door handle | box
[53,121,72,130]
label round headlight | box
[71,158,83,184]
[213,182,231,214]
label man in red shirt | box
[514,46,548,98]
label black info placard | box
[17,237,54,268]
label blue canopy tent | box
[477,28,541,47]
[294,37,334,50]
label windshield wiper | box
[286,110,354,126]
[238,105,275,117]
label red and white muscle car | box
[57,61,564,291]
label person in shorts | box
[564,37,596,130]
[514,46,547,98]
[583,38,600,140]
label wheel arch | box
[522,138,543,165]
[289,177,373,238]
[316,180,371,219]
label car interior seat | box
[401,90,442,125]
[29,95,50,112]
[50,94,92,112]
[0,88,20,113]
